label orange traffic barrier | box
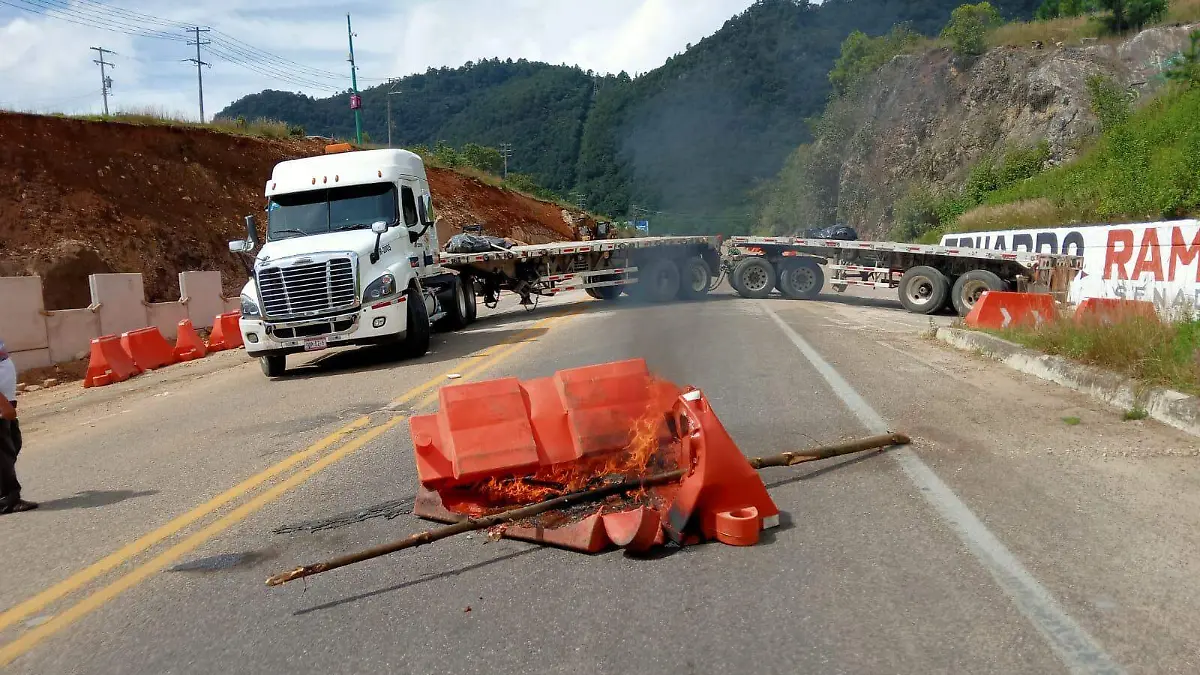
[174,319,208,361]
[83,335,142,388]
[409,358,780,553]
[715,506,761,546]
[1074,298,1158,325]
[120,327,178,371]
[964,291,1058,330]
[206,311,243,352]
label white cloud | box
[0,0,754,117]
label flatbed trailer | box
[723,235,1082,316]
[438,235,723,307]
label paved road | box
[2,285,1199,674]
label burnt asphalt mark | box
[272,495,417,535]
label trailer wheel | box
[585,288,603,299]
[260,355,286,378]
[779,259,824,300]
[731,258,776,299]
[400,287,431,358]
[434,277,470,331]
[677,257,713,300]
[633,258,681,303]
[951,270,1006,317]
[594,284,622,300]
[898,266,950,315]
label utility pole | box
[90,47,115,116]
[386,78,402,148]
[347,14,363,145]
[184,27,211,123]
[499,142,513,179]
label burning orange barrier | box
[408,358,781,553]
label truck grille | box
[257,257,357,319]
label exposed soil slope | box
[0,112,577,309]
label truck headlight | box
[364,273,397,301]
[240,294,261,318]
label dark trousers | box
[0,413,21,503]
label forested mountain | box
[218,0,1041,233]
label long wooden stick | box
[265,432,909,587]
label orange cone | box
[206,311,244,352]
[120,327,178,370]
[83,335,142,388]
[174,319,208,361]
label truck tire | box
[677,257,713,300]
[434,277,469,331]
[593,284,622,300]
[585,288,603,299]
[898,266,949,315]
[463,275,478,324]
[260,355,285,378]
[731,258,776,299]
[778,259,824,300]
[401,287,431,358]
[951,269,1006,317]
[633,258,681,303]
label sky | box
[0,0,758,120]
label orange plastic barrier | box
[410,358,780,553]
[120,327,178,371]
[715,507,761,546]
[205,311,243,352]
[964,291,1057,330]
[1074,298,1158,325]
[174,319,208,361]
[83,335,142,388]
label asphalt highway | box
[2,286,1198,675]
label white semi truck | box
[229,144,477,377]
[230,144,721,377]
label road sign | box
[635,220,650,233]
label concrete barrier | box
[0,271,239,374]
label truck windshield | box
[267,183,398,240]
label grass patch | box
[992,314,1200,395]
[1122,407,1150,421]
[59,105,302,140]
[1062,415,1082,425]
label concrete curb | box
[936,327,1200,439]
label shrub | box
[942,2,1003,56]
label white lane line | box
[760,301,1125,675]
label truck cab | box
[230,145,476,377]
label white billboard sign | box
[941,219,1200,313]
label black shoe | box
[0,499,37,514]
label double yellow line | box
[0,307,579,667]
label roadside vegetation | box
[48,105,307,140]
[991,313,1200,395]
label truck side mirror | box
[371,220,389,234]
[244,214,261,248]
[229,240,250,253]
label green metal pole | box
[347,13,362,145]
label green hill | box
[218,0,1041,233]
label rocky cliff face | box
[827,23,1197,238]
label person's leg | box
[0,419,20,509]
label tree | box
[1165,30,1200,87]
[829,24,920,95]
[942,2,1003,56]
[461,143,504,174]
[1035,0,1098,20]
[1096,0,1167,33]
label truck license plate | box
[303,337,328,352]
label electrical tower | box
[90,47,115,116]
[499,143,513,179]
[184,27,211,123]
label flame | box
[474,400,679,509]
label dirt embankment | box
[0,112,577,310]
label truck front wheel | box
[260,355,286,378]
[400,288,431,358]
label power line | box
[184,26,210,122]
[89,46,115,115]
